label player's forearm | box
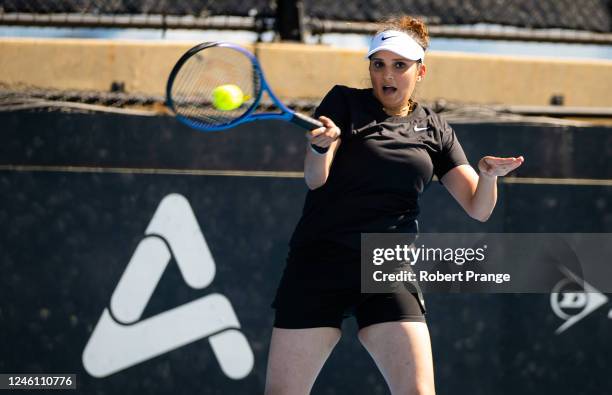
[470,174,497,222]
[304,140,340,190]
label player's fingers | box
[309,127,339,141]
[491,163,521,176]
[310,141,330,149]
[491,165,512,174]
[325,128,340,139]
[485,157,514,165]
[311,135,334,147]
[305,127,326,140]
[494,159,523,169]
[318,115,337,128]
[484,155,523,174]
[507,162,523,171]
[491,156,523,164]
[311,134,331,143]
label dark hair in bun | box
[377,15,430,51]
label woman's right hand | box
[306,116,341,150]
[304,116,342,189]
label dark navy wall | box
[1,111,610,394]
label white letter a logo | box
[82,194,254,379]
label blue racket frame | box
[166,41,322,132]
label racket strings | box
[170,46,259,127]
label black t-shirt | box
[289,85,470,250]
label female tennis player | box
[265,15,524,395]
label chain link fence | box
[0,0,273,17]
[1,0,610,33]
[0,0,275,31]
[305,0,611,33]
[305,0,612,45]
[1,0,611,119]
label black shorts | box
[272,240,426,330]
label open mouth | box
[382,85,397,94]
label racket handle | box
[290,112,323,130]
[291,112,329,154]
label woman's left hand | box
[478,155,525,177]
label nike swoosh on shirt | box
[414,126,429,132]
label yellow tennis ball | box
[212,84,245,111]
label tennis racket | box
[166,42,327,151]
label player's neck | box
[383,101,413,117]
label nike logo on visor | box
[381,35,397,41]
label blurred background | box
[1,1,611,394]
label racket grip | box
[290,112,323,130]
[292,112,329,154]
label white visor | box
[365,30,425,61]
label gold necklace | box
[383,101,413,117]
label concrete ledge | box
[1,38,611,107]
